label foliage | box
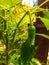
[0,0,22,7]
[0,0,49,65]
[40,17,49,30]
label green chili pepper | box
[21,24,36,65]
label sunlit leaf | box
[0,0,22,7]
[43,11,49,19]
[31,58,41,65]
[40,17,49,30]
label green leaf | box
[31,58,41,65]
[0,0,22,7]
[40,17,49,30]
[43,11,49,19]
[0,8,5,16]
[0,47,5,54]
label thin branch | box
[11,11,29,44]
[31,0,49,14]
[36,33,49,39]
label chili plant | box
[0,0,49,65]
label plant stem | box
[36,33,49,39]
[12,11,28,44]
[17,11,29,27]
[28,12,32,25]
[0,15,8,65]
[4,13,8,65]
[5,33,8,65]
[31,0,49,14]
